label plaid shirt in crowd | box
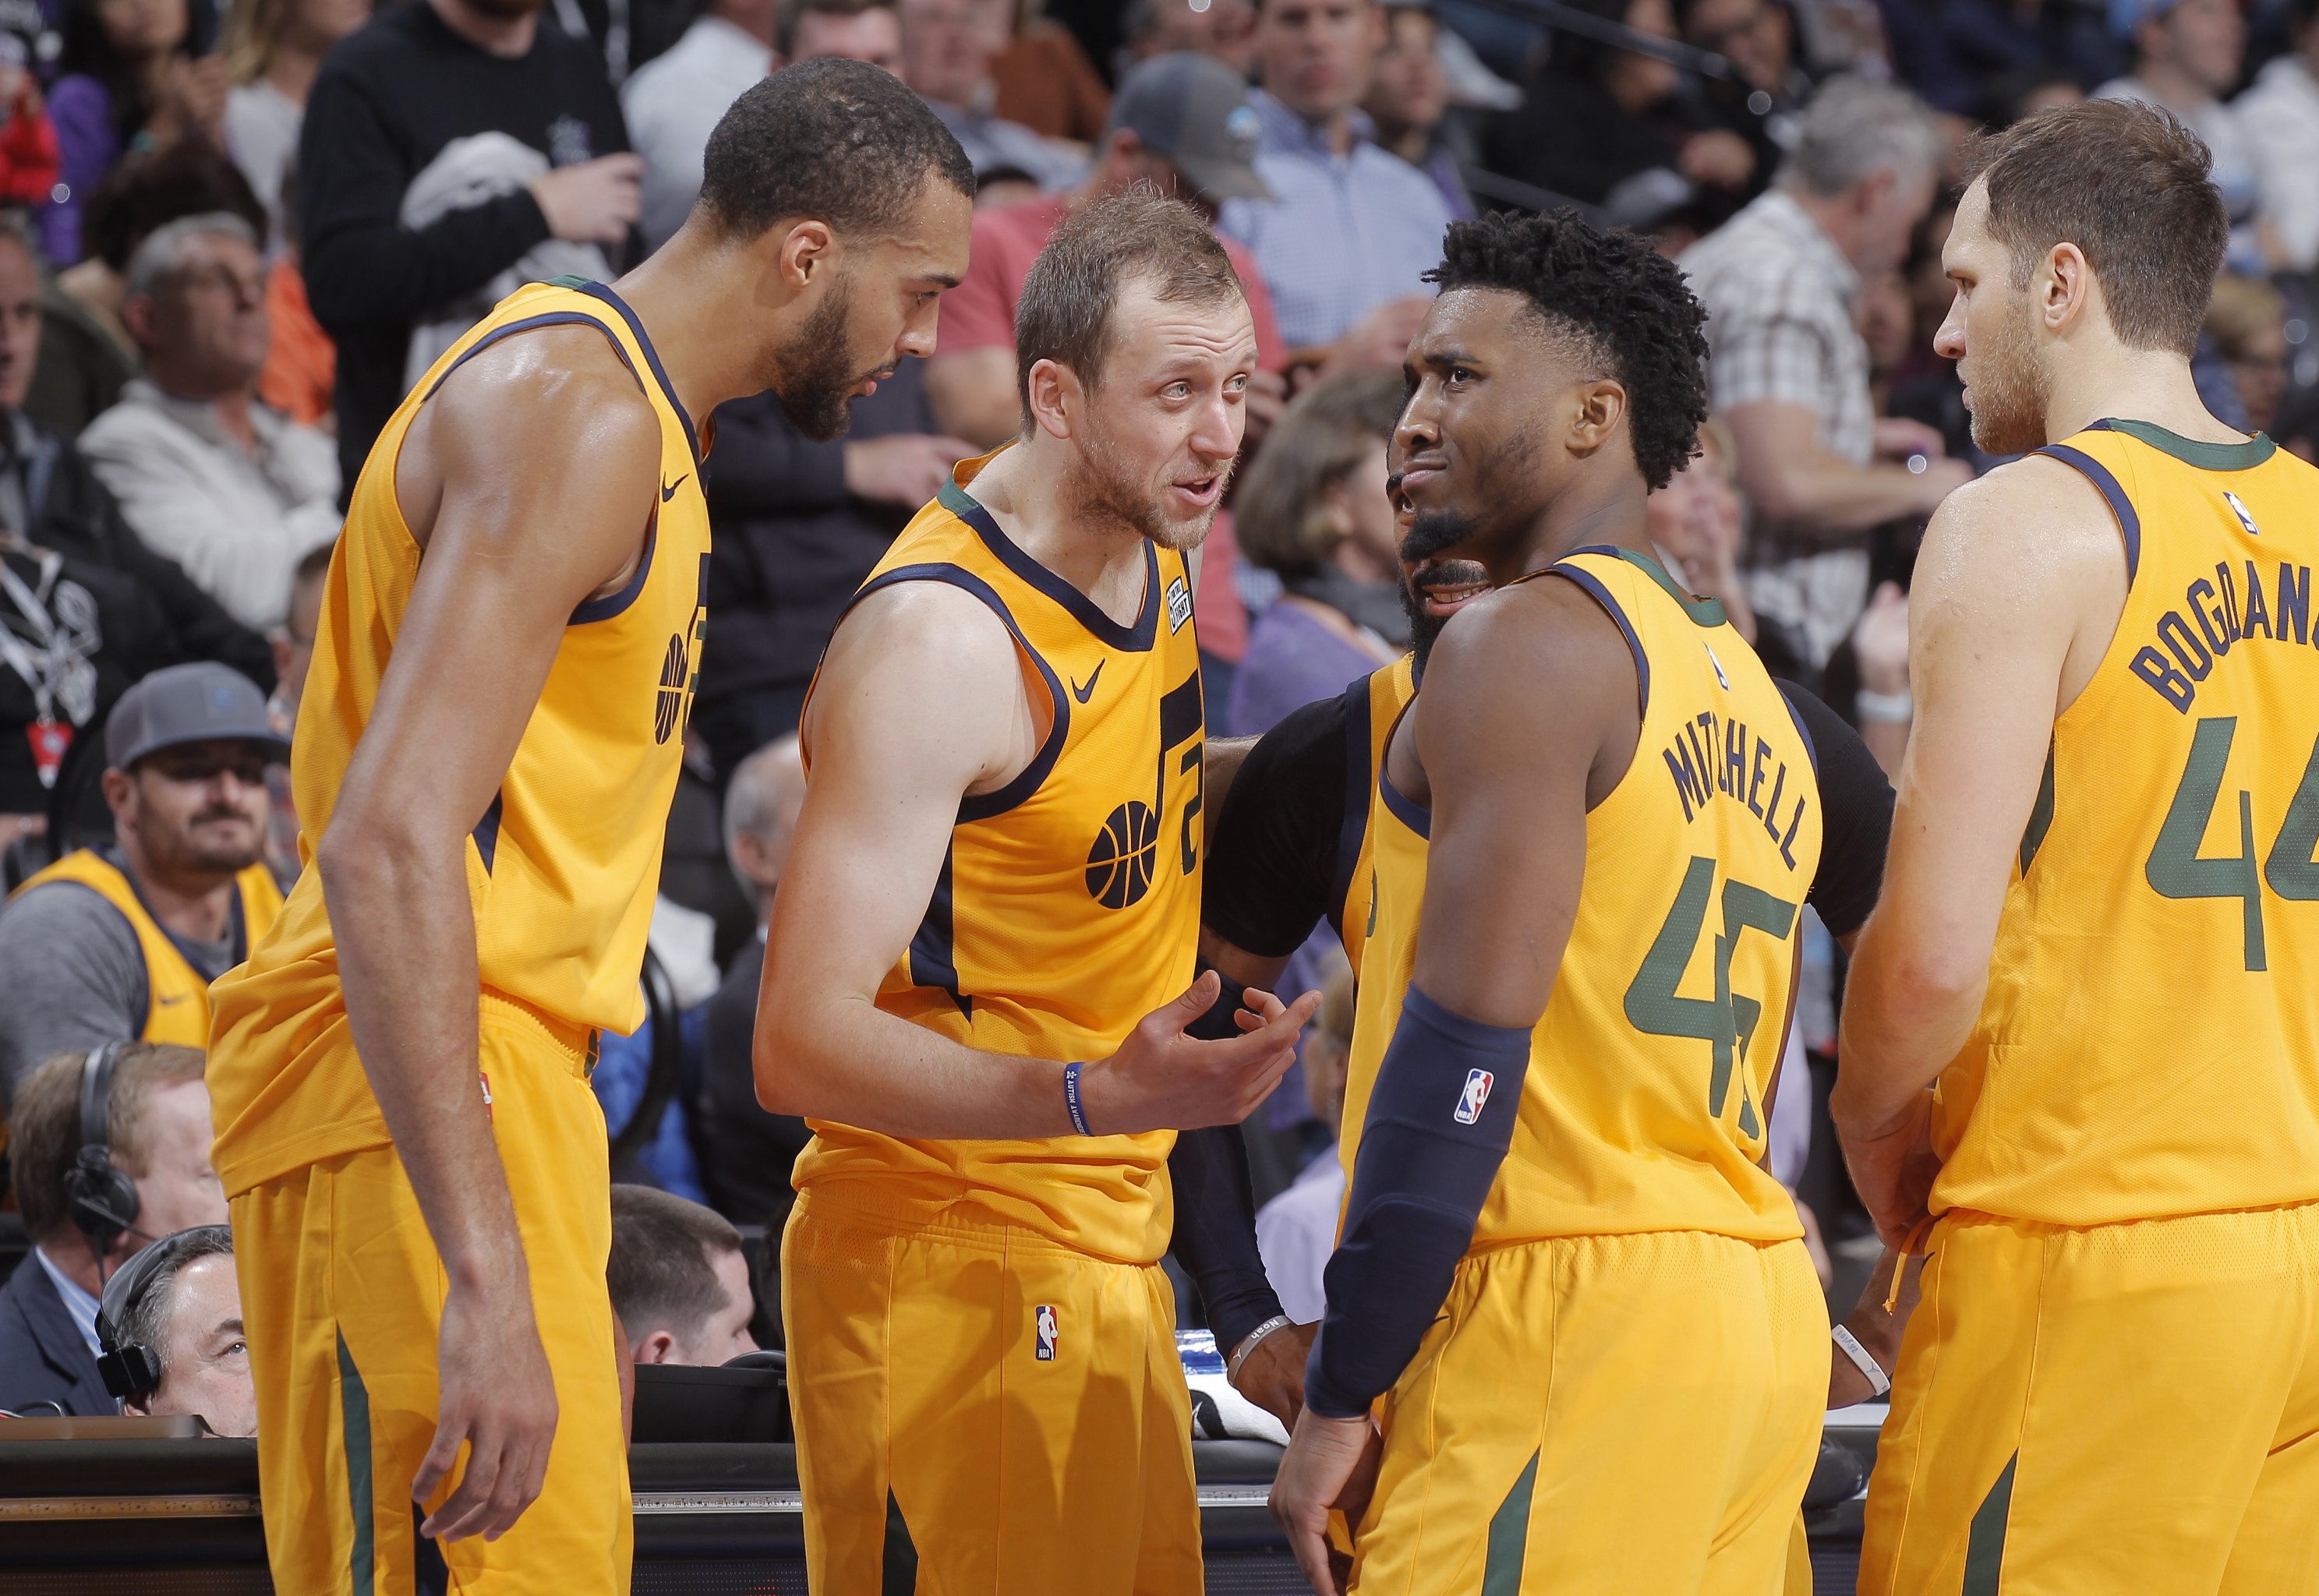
[1680,189,1875,669]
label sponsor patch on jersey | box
[1454,1068,1494,1125]
[2225,491,2260,538]
[1035,1304,1059,1361]
[1166,576,1193,634]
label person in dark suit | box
[698,735,812,1229]
[0,1040,226,1416]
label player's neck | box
[967,438,1155,624]
[2044,346,2246,448]
[612,235,793,424]
[1490,470,1653,587]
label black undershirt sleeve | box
[1202,693,1352,960]
[1776,679,1895,941]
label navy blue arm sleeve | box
[1304,983,1530,1420]
[1166,969,1287,1352]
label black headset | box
[94,1223,233,1403]
[62,1042,143,1259]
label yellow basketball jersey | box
[1332,654,1416,974]
[791,452,1207,1264]
[207,280,712,1195]
[1932,421,2319,1225]
[1345,548,1821,1243]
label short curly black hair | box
[1426,210,1710,491]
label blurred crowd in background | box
[5,0,2319,1378]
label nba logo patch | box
[1165,577,1193,633]
[1035,1305,1059,1361]
[1454,1068,1494,1125]
[2225,491,2260,538]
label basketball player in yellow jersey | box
[755,192,1320,1594]
[1836,98,2319,1595]
[1271,210,1828,1594]
[202,63,974,1595]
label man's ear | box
[775,219,839,293]
[1024,357,1083,442]
[634,1329,679,1365]
[1568,378,1628,457]
[121,296,157,351]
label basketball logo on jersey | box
[1455,1068,1494,1125]
[1034,1304,1059,1361]
[652,555,712,745]
[1086,801,1161,907]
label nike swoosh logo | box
[156,994,189,1006]
[1071,662,1103,704]
[661,474,688,502]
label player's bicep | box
[1405,597,1611,1029]
[330,362,661,845]
[767,586,1023,1008]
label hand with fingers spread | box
[1074,972,1321,1135]
[415,1276,559,1544]
[1271,1407,1382,1594]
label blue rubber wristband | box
[1062,1060,1093,1135]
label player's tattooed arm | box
[757,580,1317,1138]
[1833,461,2124,1246]
[319,330,666,1545]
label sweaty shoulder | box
[400,323,663,550]
[1913,454,2126,614]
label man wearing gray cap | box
[925,51,1290,453]
[0,662,285,1103]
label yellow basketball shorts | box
[782,1189,1201,1595]
[1349,1231,1826,1596]
[229,997,632,1595]
[1861,1203,2319,1596]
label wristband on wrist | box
[1225,1315,1294,1385]
[1855,687,1913,724]
[1831,1322,1891,1397]
[1062,1061,1092,1136]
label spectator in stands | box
[1674,0,1810,194]
[1876,0,2111,124]
[260,540,328,884]
[698,736,814,1227]
[80,215,338,633]
[2239,0,2319,274]
[0,45,59,217]
[1679,77,1966,672]
[608,1185,762,1365]
[45,0,227,265]
[1217,0,1453,356]
[2097,0,2269,270]
[0,1042,225,1417]
[111,1224,257,1436]
[983,0,1111,144]
[621,0,776,250]
[1253,965,1353,1324]
[0,222,272,863]
[0,664,284,1100]
[298,0,640,487]
[782,0,903,69]
[698,372,965,772]
[221,0,372,242]
[924,51,1286,450]
[1119,0,1258,78]
[2206,271,2290,436]
[253,167,334,429]
[31,141,268,440]
[1644,413,1755,641]
[897,0,1081,189]
[1493,0,1755,219]
[1363,1,1471,221]
[1224,369,1404,738]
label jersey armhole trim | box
[845,561,1071,824]
[2037,444,2141,588]
[574,281,702,464]
[1542,563,1649,719]
[1328,675,1373,927]
[570,517,658,625]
